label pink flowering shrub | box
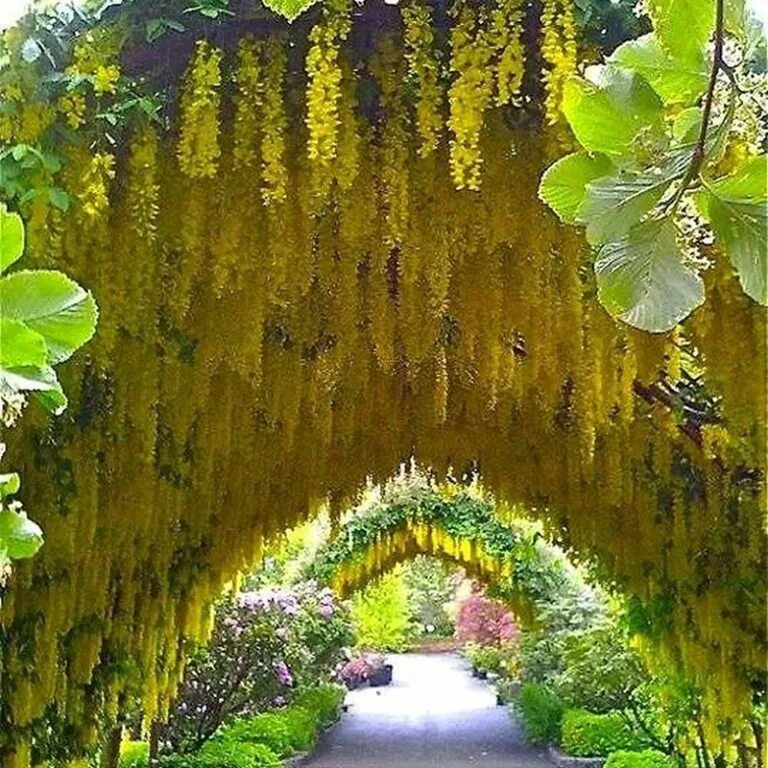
[161,581,352,752]
[456,587,518,645]
[338,653,387,689]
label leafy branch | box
[669,0,724,214]
[539,0,767,332]
[0,205,99,568]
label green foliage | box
[605,750,679,768]
[276,707,317,752]
[119,741,149,768]
[157,739,280,768]
[561,710,644,757]
[697,156,767,303]
[553,625,646,714]
[216,712,294,757]
[291,684,346,729]
[0,504,43,560]
[538,0,767,331]
[261,0,319,22]
[310,484,534,591]
[212,686,344,760]
[594,218,704,331]
[515,683,565,745]
[403,557,458,637]
[351,568,414,652]
[0,204,97,568]
[0,206,97,414]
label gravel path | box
[303,653,552,768]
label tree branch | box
[671,0,725,212]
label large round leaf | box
[0,364,67,413]
[610,34,709,105]
[262,0,319,21]
[0,509,44,560]
[0,317,47,368]
[538,152,614,224]
[595,219,705,332]
[562,68,664,157]
[0,269,98,364]
[699,158,768,305]
[0,205,24,274]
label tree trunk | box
[148,721,161,764]
[100,727,122,768]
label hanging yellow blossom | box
[489,0,526,106]
[540,0,577,124]
[79,152,115,218]
[66,29,122,96]
[403,3,443,157]
[57,91,88,129]
[305,2,351,173]
[261,39,288,204]
[177,40,223,179]
[448,5,495,190]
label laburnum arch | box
[0,0,765,765]
[309,487,533,600]
[307,486,581,630]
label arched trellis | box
[0,1,764,765]
[308,488,579,628]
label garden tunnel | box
[0,0,765,766]
[308,487,550,628]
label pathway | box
[304,653,552,768]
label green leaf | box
[578,172,673,244]
[0,317,48,368]
[562,68,664,157]
[0,269,98,364]
[705,156,765,201]
[672,108,702,142]
[595,219,705,331]
[538,152,614,223]
[699,157,768,304]
[0,364,67,413]
[0,204,25,273]
[610,34,709,104]
[48,187,70,212]
[0,509,43,560]
[261,0,320,21]
[0,473,20,499]
[648,0,714,62]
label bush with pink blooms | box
[160,582,352,753]
[456,587,518,645]
[338,653,388,690]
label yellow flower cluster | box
[79,152,115,218]
[57,91,87,129]
[66,30,122,96]
[331,518,512,599]
[446,0,528,189]
[127,126,160,244]
[305,5,351,172]
[261,39,288,204]
[540,0,577,125]
[233,39,262,169]
[403,3,443,157]
[448,5,496,190]
[490,0,526,106]
[177,41,222,178]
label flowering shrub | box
[161,582,351,752]
[456,588,517,645]
[338,653,387,690]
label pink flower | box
[275,661,293,687]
